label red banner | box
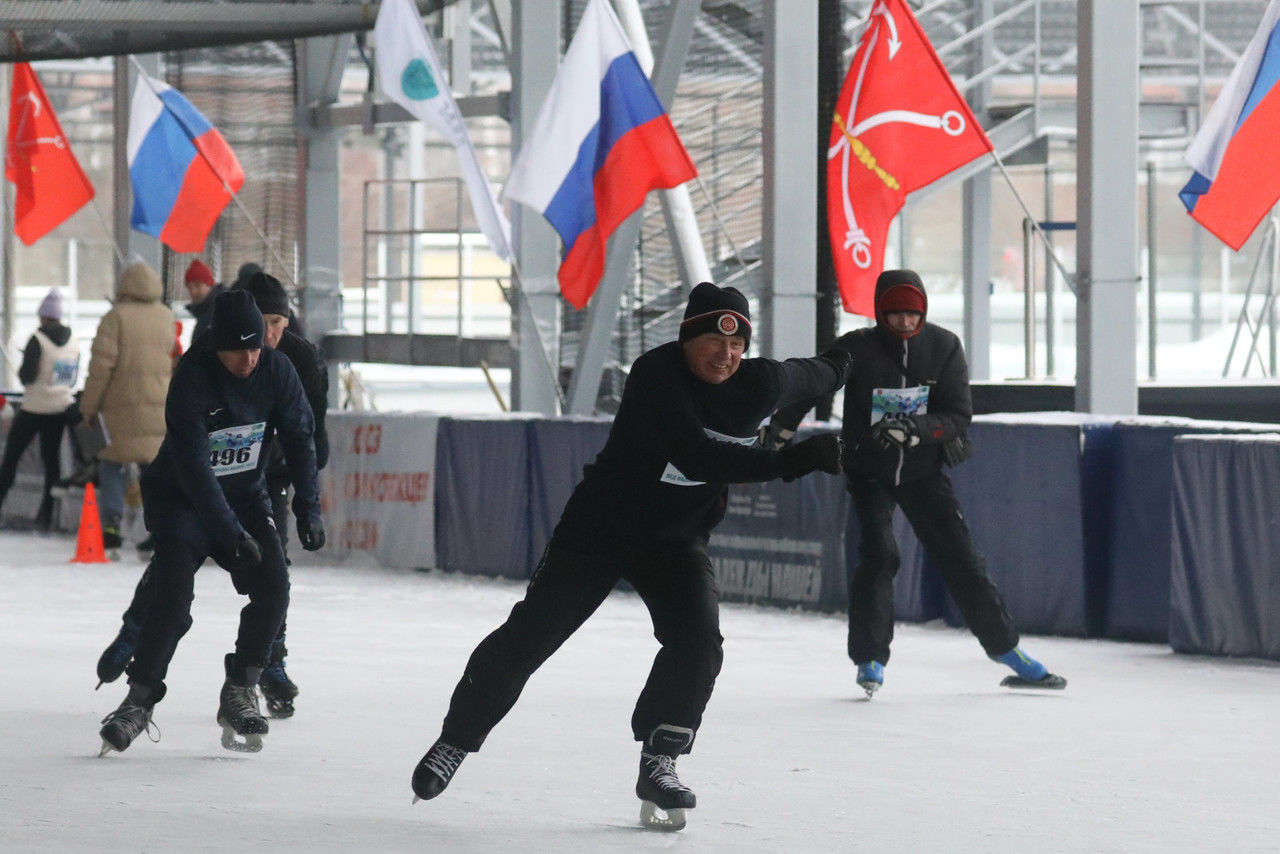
[827,0,993,316]
[5,63,95,246]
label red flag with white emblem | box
[5,62,96,246]
[827,0,993,316]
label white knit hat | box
[37,288,63,321]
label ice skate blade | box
[639,800,687,832]
[219,724,264,753]
[98,739,116,758]
[1001,673,1067,690]
[857,682,880,699]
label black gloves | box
[298,515,326,552]
[215,532,263,573]
[870,413,921,451]
[758,421,797,450]
[778,433,843,482]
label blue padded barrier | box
[434,415,534,579]
[1169,434,1280,660]
[1106,418,1275,642]
[527,416,613,567]
[708,425,848,611]
[943,414,1118,638]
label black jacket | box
[141,337,319,545]
[556,341,846,545]
[188,284,226,342]
[774,279,971,486]
[269,329,329,472]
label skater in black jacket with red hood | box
[767,269,1066,698]
[411,282,850,829]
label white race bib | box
[661,427,757,486]
[52,356,79,386]
[871,385,929,424]
[208,421,266,477]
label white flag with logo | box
[374,0,513,261]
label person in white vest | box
[0,288,79,529]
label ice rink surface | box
[4,531,1280,854]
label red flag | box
[827,0,992,315]
[5,63,96,246]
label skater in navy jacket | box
[97,289,324,756]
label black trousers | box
[127,497,289,689]
[0,408,65,513]
[441,533,724,754]
[847,471,1018,665]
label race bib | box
[208,421,266,477]
[52,356,78,386]
[661,427,756,486]
[871,385,929,424]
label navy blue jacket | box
[141,337,319,545]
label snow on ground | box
[4,531,1280,853]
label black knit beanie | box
[211,288,266,351]
[678,281,752,348]
[238,271,290,318]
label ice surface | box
[4,532,1280,853]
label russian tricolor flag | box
[1181,0,1280,250]
[127,71,244,253]
[502,0,696,309]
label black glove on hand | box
[870,413,921,451]
[758,421,797,450]
[778,433,843,481]
[817,343,854,377]
[216,532,263,573]
[298,515,326,552]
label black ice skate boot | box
[217,654,269,753]
[636,724,697,831]
[411,738,468,802]
[95,619,141,689]
[259,637,298,719]
[99,681,165,756]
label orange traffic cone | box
[71,482,109,564]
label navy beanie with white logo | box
[678,281,752,349]
[211,288,265,351]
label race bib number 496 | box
[208,421,266,477]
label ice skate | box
[636,724,696,832]
[217,654,269,753]
[856,661,885,698]
[98,682,164,756]
[411,739,468,802]
[259,638,298,718]
[994,647,1067,690]
[102,525,123,561]
[96,619,141,689]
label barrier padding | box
[945,414,1118,638]
[435,415,533,579]
[1106,418,1275,642]
[709,426,848,612]
[1170,435,1280,660]
[527,416,612,567]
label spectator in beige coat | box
[80,261,176,548]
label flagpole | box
[126,57,297,290]
[689,174,757,289]
[986,149,1077,291]
[87,199,127,267]
[500,261,567,412]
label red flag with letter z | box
[5,62,96,246]
[827,0,992,316]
